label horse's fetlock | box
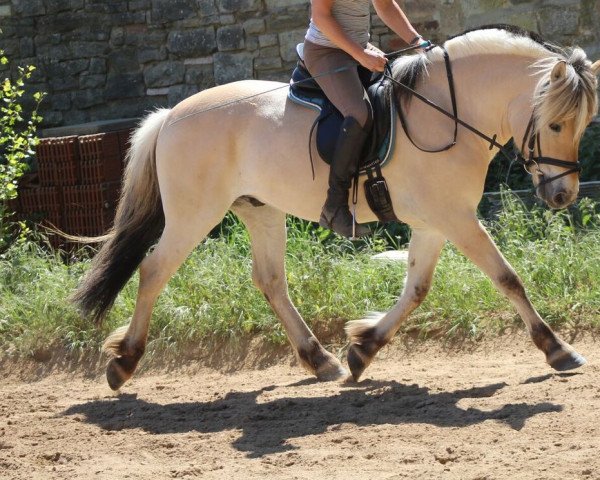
[297,337,327,372]
[530,322,559,354]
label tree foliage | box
[0,44,45,249]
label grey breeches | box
[302,40,370,128]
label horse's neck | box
[430,52,541,150]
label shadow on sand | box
[63,378,562,458]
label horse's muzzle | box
[537,183,578,209]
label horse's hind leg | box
[103,210,226,390]
[232,198,349,381]
[345,227,446,380]
[445,216,586,371]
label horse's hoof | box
[548,349,587,372]
[347,344,369,382]
[316,360,349,382]
[106,358,131,391]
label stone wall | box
[1,0,599,129]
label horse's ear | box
[550,60,567,83]
[591,60,600,76]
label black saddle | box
[288,61,396,173]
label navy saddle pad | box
[288,62,396,173]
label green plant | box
[0,43,45,250]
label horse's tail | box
[71,108,170,324]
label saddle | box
[288,45,399,223]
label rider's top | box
[305,0,370,49]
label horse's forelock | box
[532,48,599,142]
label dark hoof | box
[106,357,133,391]
[347,344,369,381]
[549,350,587,372]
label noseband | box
[516,114,582,187]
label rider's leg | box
[303,40,371,237]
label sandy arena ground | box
[1,332,599,479]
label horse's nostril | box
[553,192,567,206]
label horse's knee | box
[252,269,284,301]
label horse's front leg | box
[445,216,586,371]
[346,227,446,380]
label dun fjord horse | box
[73,27,600,390]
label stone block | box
[266,9,309,32]
[111,11,147,26]
[218,0,261,14]
[49,75,79,92]
[147,87,170,95]
[168,27,216,56]
[265,0,307,10]
[197,0,218,16]
[111,27,125,46]
[124,29,166,47]
[219,14,235,24]
[0,5,11,16]
[50,92,72,111]
[259,33,278,47]
[47,59,89,77]
[217,24,245,51]
[245,35,259,51]
[243,18,265,34]
[108,47,141,73]
[84,1,127,14]
[144,61,186,87]
[259,45,280,57]
[539,6,580,37]
[184,56,214,65]
[185,64,215,89]
[138,47,168,63]
[213,51,253,84]
[19,37,35,57]
[89,57,107,74]
[167,84,199,105]
[129,0,151,11]
[254,56,282,70]
[80,74,106,89]
[73,42,109,58]
[44,0,83,13]
[278,29,306,62]
[152,0,195,22]
[73,89,105,109]
[105,72,145,100]
[13,0,45,16]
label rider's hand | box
[356,48,387,73]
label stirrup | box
[319,205,369,239]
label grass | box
[1,194,599,361]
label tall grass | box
[1,195,599,360]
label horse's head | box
[511,50,599,209]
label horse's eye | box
[549,123,562,133]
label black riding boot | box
[319,116,370,238]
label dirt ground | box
[1,332,599,480]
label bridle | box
[516,113,581,187]
[383,45,582,188]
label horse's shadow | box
[63,379,562,458]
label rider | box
[303,0,423,237]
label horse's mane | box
[390,24,598,140]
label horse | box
[72,26,600,390]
